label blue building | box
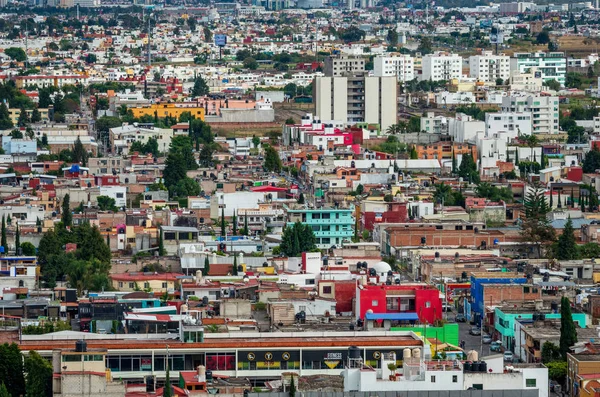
[468,273,527,325]
[285,206,354,248]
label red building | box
[355,283,442,324]
[361,202,408,231]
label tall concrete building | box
[501,95,559,135]
[324,55,365,77]
[469,51,511,83]
[421,52,463,82]
[373,55,415,82]
[315,75,397,130]
[510,51,567,86]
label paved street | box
[453,313,496,358]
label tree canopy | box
[279,222,317,257]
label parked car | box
[503,351,514,362]
[490,341,502,352]
[469,327,481,336]
[482,335,492,344]
[455,314,466,322]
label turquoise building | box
[494,307,587,352]
[286,206,354,248]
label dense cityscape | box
[0,0,596,396]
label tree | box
[457,152,479,183]
[30,107,41,123]
[289,374,296,397]
[20,242,35,256]
[252,135,260,148]
[204,256,210,276]
[243,212,248,236]
[0,103,13,130]
[279,222,317,257]
[198,143,218,167]
[17,106,29,127]
[417,36,433,54]
[284,83,297,98]
[521,185,556,255]
[24,351,52,397]
[172,177,201,198]
[61,194,72,227]
[191,75,210,97]
[297,193,305,204]
[0,383,9,397]
[264,145,282,172]
[544,79,561,91]
[560,296,577,359]
[97,195,118,212]
[243,57,258,70]
[4,47,26,62]
[203,26,212,42]
[232,210,237,235]
[163,152,187,193]
[232,254,238,276]
[583,146,600,173]
[555,217,578,260]
[536,30,550,44]
[221,207,226,238]
[158,228,165,256]
[1,216,6,254]
[547,361,567,383]
[356,184,364,195]
[163,358,172,397]
[0,343,25,397]
[72,136,87,166]
[541,341,561,364]
[386,28,399,45]
[169,136,197,170]
[14,223,19,255]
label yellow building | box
[110,272,183,293]
[130,103,206,120]
[8,108,49,124]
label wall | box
[205,108,275,123]
[221,299,252,318]
[390,323,459,345]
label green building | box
[286,206,354,248]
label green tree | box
[541,341,561,364]
[547,361,567,383]
[97,195,118,211]
[20,242,35,256]
[243,212,248,236]
[164,359,172,397]
[521,185,556,255]
[560,296,577,359]
[356,184,364,195]
[191,75,210,97]
[232,254,238,276]
[0,343,25,397]
[457,152,479,183]
[232,210,237,235]
[221,207,226,238]
[17,105,29,127]
[583,146,600,173]
[24,350,52,397]
[386,28,399,45]
[417,36,433,54]
[4,47,26,62]
[14,223,19,255]
[536,30,550,44]
[30,107,41,123]
[252,135,260,148]
[169,135,197,170]
[0,383,9,397]
[72,136,87,166]
[61,194,72,227]
[279,222,317,257]
[297,193,305,204]
[264,145,282,172]
[0,103,13,130]
[172,177,201,198]
[545,79,561,91]
[163,152,187,194]
[0,216,6,254]
[158,227,166,256]
[554,217,578,260]
[289,374,296,397]
[204,256,210,276]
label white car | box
[504,351,514,362]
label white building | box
[109,125,175,155]
[501,95,560,135]
[485,112,533,141]
[373,55,415,82]
[469,51,511,83]
[99,186,127,208]
[421,52,463,82]
[510,68,543,92]
[314,76,397,130]
[448,113,486,143]
[510,52,567,86]
[421,112,448,134]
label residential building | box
[469,51,511,82]
[510,68,544,92]
[324,55,365,77]
[501,95,560,135]
[485,111,533,141]
[129,102,206,120]
[421,52,463,82]
[510,52,567,86]
[315,75,397,130]
[109,124,175,155]
[14,74,88,89]
[373,55,415,82]
[286,206,354,248]
[110,272,184,293]
[567,352,600,397]
[468,273,528,325]
[8,107,49,124]
[420,112,448,134]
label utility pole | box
[147,13,152,67]
[24,20,28,70]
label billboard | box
[215,34,227,47]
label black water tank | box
[473,362,481,372]
[206,370,213,381]
[480,361,487,373]
[75,340,87,352]
[463,362,472,372]
[348,346,361,359]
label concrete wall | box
[205,108,275,123]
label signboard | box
[215,34,227,47]
[490,32,504,44]
[141,358,152,370]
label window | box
[524,286,530,293]
[431,376,436,383]
[526,379,536,387]
[472,384,483,390]
[144,282,150,289]
[452,375,458,383]
[128,282,134,289]
[162,282,168,288]
[322,286,332,294]
[118,282,123,288]
[116,193,124,198]
[372,300,379,306]
[425,301,431,308]
[299,305,306,312]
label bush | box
[254,302,266,311]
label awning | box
[365,313,420,321]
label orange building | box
[415,142,477,162]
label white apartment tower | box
[501,95,560,135]
[469,51,511,83]
[373,55,415,82]
[421,52,463,82]
[315,75,397,130]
